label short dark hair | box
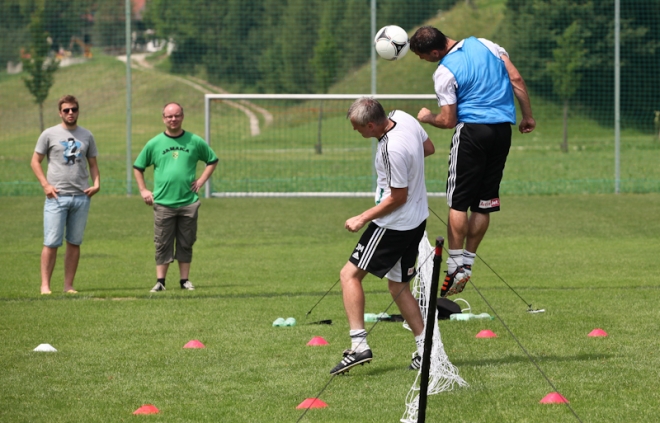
[410,26,448,54]
[347,97,387,126]
[58,95,79,111]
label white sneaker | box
[150,282,166,292]
[181,281,195,290]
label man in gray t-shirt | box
[30,95,100,295]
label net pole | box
[204,95,211,198]
[125,0,132,196]
[417,236,444,423]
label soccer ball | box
[374,25,410,61]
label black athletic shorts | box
[348,220,426,282]
[446,122,512,213]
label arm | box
[423,138,435,157]
[417,104,457,129]
[83,157,100,197]
[191,161,218,193]
[345,187,407,233]
[133,167,154,206]
[30,152,59,199]
[502,54,536,134]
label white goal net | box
[401,232,468,423]
[203,94,446,198]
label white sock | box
[462,251,476,268]
[350,329,369,353]
[415,334,425,357]
[447,249,464,274]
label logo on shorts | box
[407,267,415,276]
[479,198,500,209]
[352,243,365,260]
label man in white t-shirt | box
[330,97,436,375]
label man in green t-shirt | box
[133,102,218,292]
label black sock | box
[180,279,188,286]
[157,278,165,286]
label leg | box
[154,203,177,284]
[447,208,468,250]
[388,280,424,337]
[157,263,169,279]
[465,212,490,253]
[40,246,58,294]
[178,262,190,280]
[339,261,368,330]
[63,242,80,292]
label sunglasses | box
[62,107,79,113]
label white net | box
[401,232,468,423]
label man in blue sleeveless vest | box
[410,26,536,297]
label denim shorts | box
[43,195,91,248]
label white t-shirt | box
[373,110,429,230]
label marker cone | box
[296,398,328,409]
[133,404,160,414]
[307,336,329,346]
[475,330,497,338]
[588,329,608,337]
[540,392,569,403]
[183,340,205,348]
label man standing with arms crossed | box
[31,95,100,295]
[330,97,435,375]
[410,26,536,297]
[133,102,218,292]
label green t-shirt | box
[133,131,218,208]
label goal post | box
[203,93,446,198]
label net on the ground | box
[401,232,468,423]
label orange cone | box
[183,340,205,348]
[475,329,497,338]
[307,336,329,346]
[296,398,328,409]
[133,404,160,414]
[540,392,569,403]
[588,328,608,337]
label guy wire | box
[468,279,584,423]
[297,249,435,422]
[427,206,534,309]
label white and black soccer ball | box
[374,25,410,61]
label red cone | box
[307,336,329,346]
[588,329,608,337]
[475,329,497,338]
[296,398,328,409]
[540,392,569,403]
[133,404,160,414]
[183,340,205,348]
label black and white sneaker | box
[150,282,166,292]
[180,281,195,290]
[330,349,373,375]
[409,352,422,370]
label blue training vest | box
[440,37,516,124]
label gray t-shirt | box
[35,124,98,195]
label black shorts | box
[446,122,512,213]
[348,220,426,282]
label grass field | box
[1,194,659,422]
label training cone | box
[33,344,57,352]
[183,340,205,348]
[296,398,328,409]
[307,336,329,346]
[540,392,569,404]
[475,330,497,338]
[588,328,608,337]
[133,404,160,414]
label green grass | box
[1,194,659,422]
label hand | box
[191,179,204,193]
[345,215,367,233]
[84,185,100,197]
[519,117,536,134]
[140,188,154,206]
[43,184,59,199]
[417,108,433,123]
